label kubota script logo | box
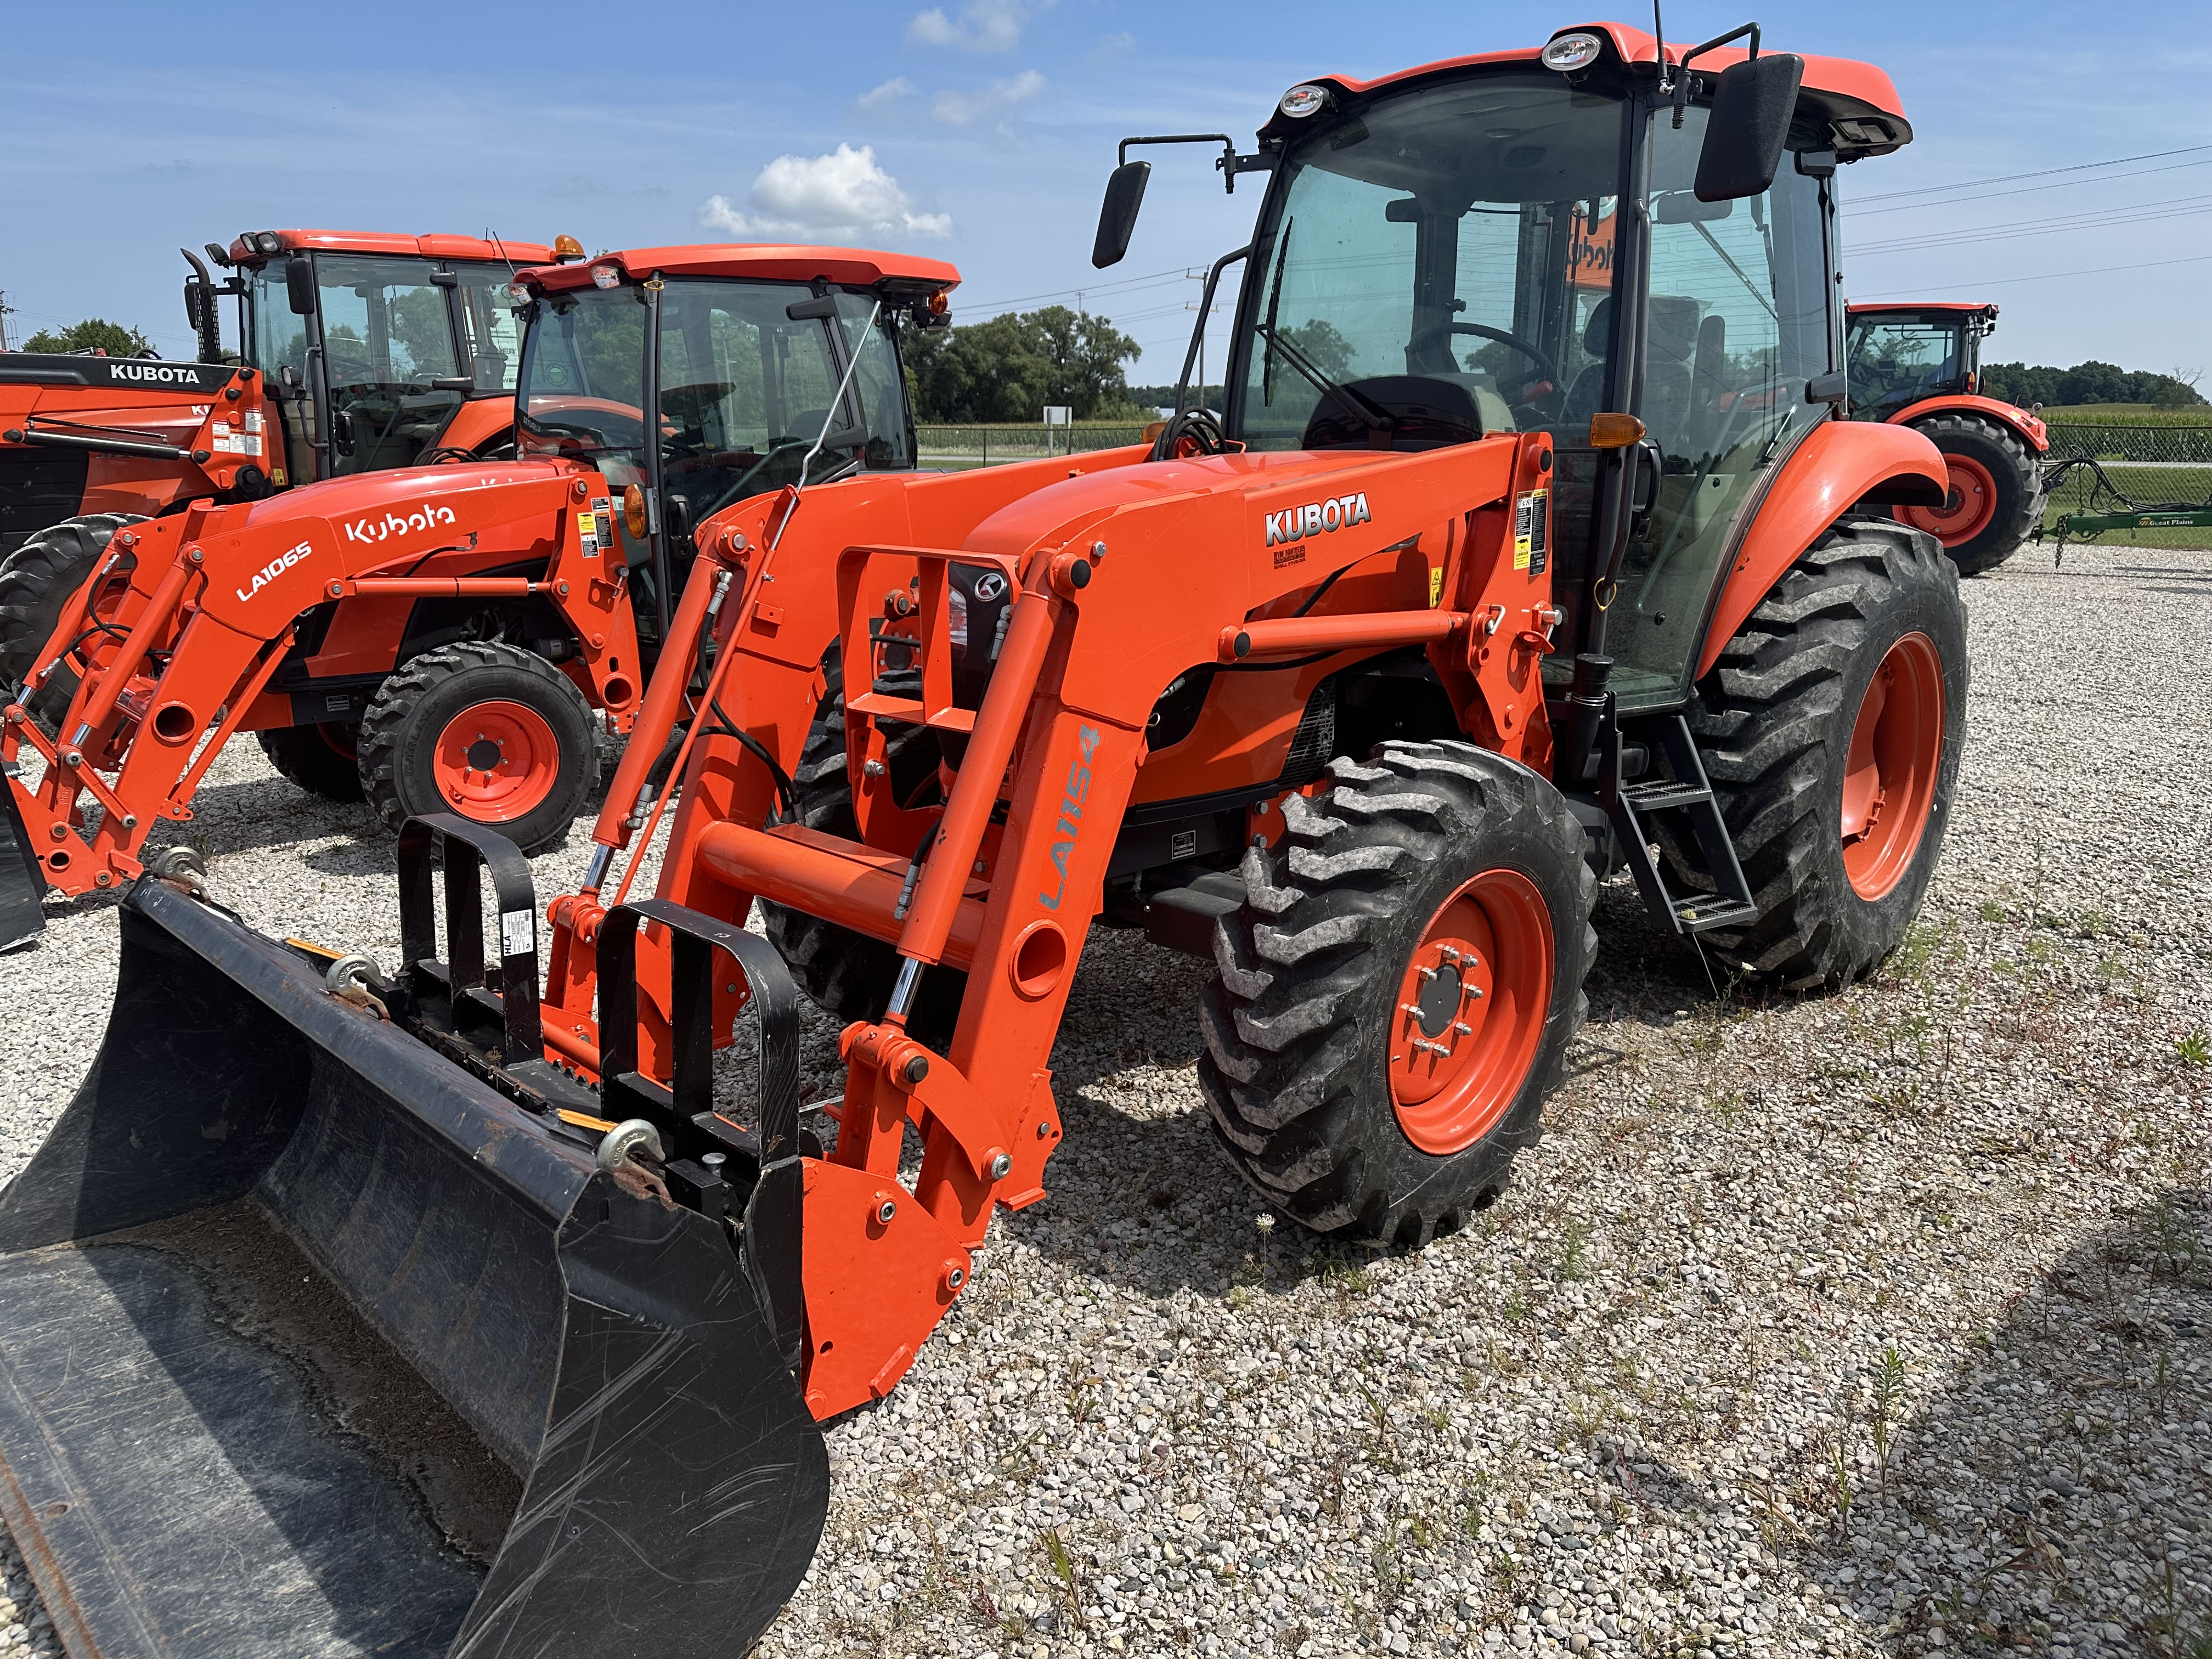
[236,540,314,603]
[342,504,458,546]
[108,363,212,387]
[1037,725,1103,912]
[1264,492,1372,548]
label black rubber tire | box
[1674,518,1967,991]
[759,665,966,1047]
[1198,741,1596,1248]
[0,513,146,718]
[256,723,366,803]
[356,640,596,854]
[1905,413,2043,578]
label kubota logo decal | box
[108,363,213,387]
[236,540,314,602]
[1264,492,1372,548]
[342,504,459,546]
[1037,724,1102,912]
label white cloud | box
[698,144,951,241]
[905,0,1039,53]
[930,69,1047,131]
[857,76,915,110]
[1089,30,1135,61]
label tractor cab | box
[510,245,957,646]
[1100,24,1921,714]
[1846,302,2000,421]
[185,229,561,485]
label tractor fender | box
[1696,420,1947,680]
[1888,393,2049,453]
[437,396,518,456]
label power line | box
[1849,143,2212,206]
[956,264,1194,313]
[1846,156,2212,217]
[1852,251,2212,298]
[1850,195,2212,256]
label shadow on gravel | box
[1786,1187,2212,1657]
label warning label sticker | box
[1514,488,1549,574]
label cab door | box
[1607,104,1836,712]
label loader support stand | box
[596,896,808,1372]
[398,812,543,1065]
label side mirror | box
[285,257,318,317]
[1694,53,1803,202]
[1092,161,1152,269]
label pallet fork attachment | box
[0,823,827,1659]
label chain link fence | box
[915,424,1149,470]
[2040,423,2212,549]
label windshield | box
[1847,314,1965,417]
[517,278,911,521]
[1232,74,1629,451]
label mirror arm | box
[1115,133,1269,194]
[1671,20,1762,126]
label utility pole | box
[0,292,13,353]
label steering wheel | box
[1148,407,1231,462]
[1408,321,1560,404]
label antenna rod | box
[1652,0,1672,91]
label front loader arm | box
[4,471,629,899]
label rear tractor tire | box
[256,723,365,803]
[1199,742,1596,1248]
[1898,413,2043,578]
[356,641,596,855]
[1678,518,1967,991]
[760,673,966,1047]
[0,512,148,721]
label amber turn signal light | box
[623,484,649,540]
[1587,413,1646,449]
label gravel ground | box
[2,538,2208,1659]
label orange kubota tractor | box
[0,244,956,947]
[0,232,560,688]
[1846,300,2049,574]
[0,21,1963,1657]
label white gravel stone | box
[1,540,2208,1658]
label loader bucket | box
[0,769,42,951]
[0,855,828,1657]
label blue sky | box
[3,1,2207,386]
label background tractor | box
[1846,300,2049,574]
[0,244,956,947]
[0,229,560,690]
[0,20,1967,1659]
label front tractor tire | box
[1199,742,1596,1249]
[356,641,596,855]
[1679,518,1967,991]
[1898,413,2044,577]
[0,512,148,716]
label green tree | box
[20,318,155,357]
[905,306,1144,422]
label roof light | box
[253,232,283,256]
[1278,84,1328,119]
[506,281,533,305]
[1541,31,1604,71]
[590,263,622,290]
[928,289,950,317]
[553,234,585,262]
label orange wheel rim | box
[1901,454,1997,547]
[1389,868,1553,1155]
[431,700,560,822]
[1841,632,1945,900]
